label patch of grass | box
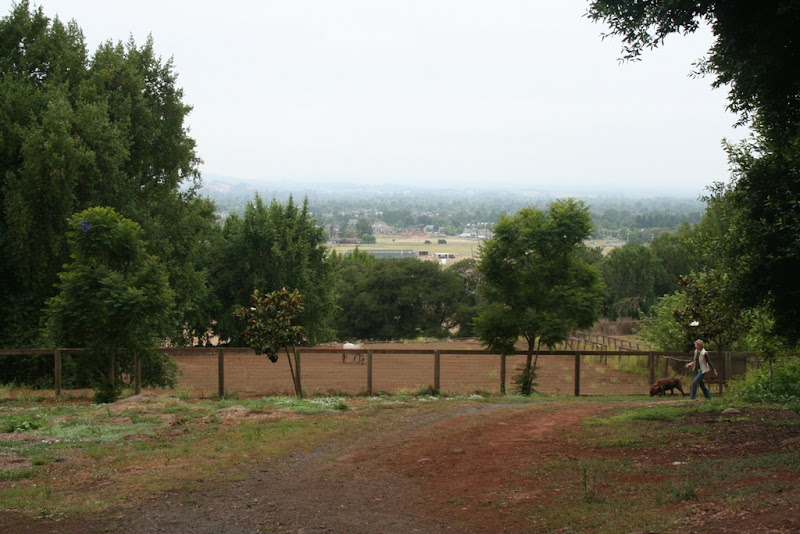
[246,396,352,414]
[44,421,156,442]
[666,478,698,502]
[517,455,702,533]
[518,402,800,532]
[13,391,46,403]
[736,452,800,471]
[0,467,38,481]
[415,385,440,397]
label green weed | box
[0,467,37,481]
[667,478,698,502]
[0,413,45,433]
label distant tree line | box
[208,185,705,242]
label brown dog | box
[649,369,686,397]
[649,377,685,397]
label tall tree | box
[648,225,701,295]
[0,2,211,347]
[474,199,604,394]
[713,146,800,344]
[587,0,800,342]
[637,292,690,352]
[601,242,664,320]
[448,258,485,337]
[211,195,335,345]
[672,270,749,353]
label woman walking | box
[685,339,718,400]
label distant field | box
[328,235,627,263]
[328,235,482,265]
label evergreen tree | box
[211,195,335,345]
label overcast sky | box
[31,1,746,195]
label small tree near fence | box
[235,288,306,397]
[45,207,176,402]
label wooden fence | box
[0,347,759,399]
[566,331,642,351]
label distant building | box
[348,249,418,259]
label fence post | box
[725,351,732,385]
[433,350,440,392]
[294,348,303,398]
[134,351,141,395]
[648,352,655,386]
[366,350,373,395]
[54,349,61,397]
[217,348,224,398]
[574,352,581,396]
[500,354,506,395]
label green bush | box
[731,356,800,403]
[512,368,537,396]
[0,413,44,433]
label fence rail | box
[0,347,759,399]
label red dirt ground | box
[2,400,799,534]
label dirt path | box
[120,401,601,534]
[4,401,603,534]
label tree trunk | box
[532,338,542,375]
[521,336,535,396]
[285,347,301,398]
[109,350,115,389]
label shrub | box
[730,355,800,402]
[0,413,44,433]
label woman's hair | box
[694,339,704,349]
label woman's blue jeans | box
[690,371,711,400]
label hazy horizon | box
[38,1,746,198]
[200,173,710,199]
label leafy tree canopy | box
[333,254,465,341]
[637,291,689,352]
[0,1,212,347]
[673,270,748,352]
[588,0,800,343]
[45,207,175,350]
[475,199,604,393]
[601,242,664,320]
[234,288,305,396]
[45,207,176,400]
